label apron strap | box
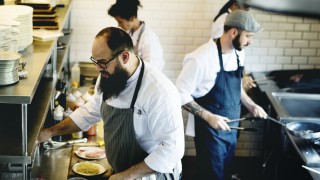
[130,59,144,109]
[216,38,240,70]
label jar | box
[72,90,82,99]
[66,93,76,110]
[63,107,73,119]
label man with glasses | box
[38,27,184,180]
[176,10,267,180]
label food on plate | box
[75,161,100,175]
[75,147,106,159]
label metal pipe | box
[21,104,28,180]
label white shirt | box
[211,9,231,38]
[70,60,184,174]
[175,38,245,136]
[130,23,165,71]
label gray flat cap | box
[224,10,262,32]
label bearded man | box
[38,27,184,180]
[176,10,267,180]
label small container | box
[81,91,92,102]
[72,90,82,99]
[66,93,76,110]
[63,107,73,119]
[53,108,63,123]
[71,63,80,88]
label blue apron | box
[194,38,243,180]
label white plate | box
[72,161,106,177]
[74,147,106,160]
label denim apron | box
[194,38,243,180]
[100,60,179,179]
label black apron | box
[101,60,179,179]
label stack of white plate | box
[0,52,21,85]
[0,5,33,51]
[0,23,20,52]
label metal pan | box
[267,117,320,140]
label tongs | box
[227,117,260,132]
[43,138,87,150]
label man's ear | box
[231,28,238,38]
[120,51,130,64]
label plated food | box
[72,161,106,176]
[74,147,106,160]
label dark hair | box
[108,0,142,20]
[213,0,237,22]
[96,27,134,55]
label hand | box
[249,104,267,119]
[109,172,132,180]
[242,76,256,90]
[206,114,231,131]
[37,128,53,144]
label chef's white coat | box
[70,60,184,174]
[130,23,165,71]
[211,9,232,38]
[176,38,245,137]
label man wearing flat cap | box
[176,10,267,180]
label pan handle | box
[267,116,286,127]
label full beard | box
[98,63,129,101]
[232,34,242,51]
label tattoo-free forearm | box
[183,101,204,118]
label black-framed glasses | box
[90,50,123,68]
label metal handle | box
[67,138,87,144]
[267,116,286,127]
[229,126,245,130]
[227,118,247,123]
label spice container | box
[66,93,76,110]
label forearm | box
[240,87,256,109]
[39,117,81,143]
[183,101,208,121]
[111,161,155,180]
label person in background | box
[211,0,254,90]
[108,0,165,71]
[176,10,267,180]
[38,27,184,180]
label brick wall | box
[70,0,320,157]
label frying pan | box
[267,116,320,140]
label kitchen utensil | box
[229,126,258,132]
[267,116,320,140]
[227,117,261,123]
[43,138,87,150]
[302,165,320,175]
[253,76,275,82]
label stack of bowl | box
[0,52,21,85]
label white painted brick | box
[300,65,315,69]
[311,24,320,32]
[286,32,302,39]
[245,55,260,64]
[248,64,267,72]
[277,40,293,48]
[295,24,310,31]
[308,57,320,64]
[278,24,294,31]
[260,40,276,47]
[276,56,292,63]
[270,32,286,39]
[267,64,283,71]
[283,64,299,69]
[271,15,287,22]
[268,48,284,56]
[255,31,270,39]
[260,56,275,64]
[304,18,320,24]
[255,14,271,22]
[261,23,278,31]
[301,48,317,56]
[285,48,300,56]
[310,41,320,48]
[292,57,308,64]
[244,142,261,149]
[238,134,251,141]
[186,29,203,37]
[303,32,319,40]
[316,65,320,69]
[287,16,303,23]
[293,40,309,48]
[250,48,268,56]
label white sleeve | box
[70,75,102,131]
[176,55,205,105]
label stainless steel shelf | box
[0,0,73,167]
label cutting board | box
[68,145,113,179]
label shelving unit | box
[0,1,73,179]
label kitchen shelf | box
[0,2,73,179]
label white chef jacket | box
[175,38,245,137]
[211,9,231,38]
[129,23,165,71]
[70,60,184,174]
